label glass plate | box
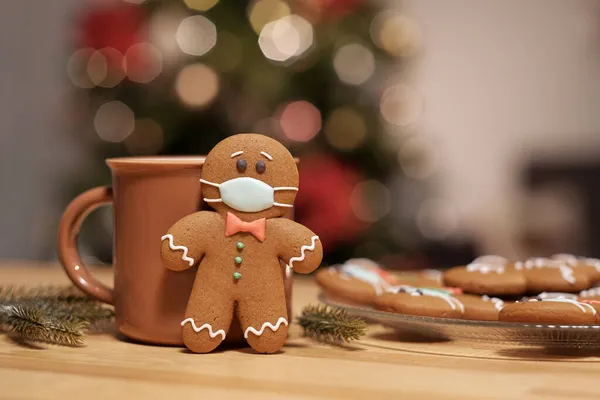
[319,292,600,348]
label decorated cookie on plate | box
[393,269,444,288]
[515,257,590,293]
[552,254,600,284]
[455,294,505,321]
[315,258,397,305]
[499,296,598,325]
[374,287,465,319]
[443,259,527,296]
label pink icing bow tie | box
[225,212,266,242]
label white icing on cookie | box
[402,287,465,312]
[537,292,578,300]
[161,234,194,266]
[473,255,508,265]
[584,258,600,272]
[273,202,294,208]
[532,298,597,315]
[552,253,578,266]
[338,261,394,295]
[244,317,288,338]
[289,236,320,269]
[553,254,600,272]
[181,318,226,340]
[230,151,244,158]
[518,258,576,284]
[466,263,505,274]
[580,287,600,298]
[260,151,273,161]
[482,295,504,311]
[559,265,576,284]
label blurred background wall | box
[404,0,600,259]
[1,0,599,266]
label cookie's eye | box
[236,159,247,173]
[256,160,266,174]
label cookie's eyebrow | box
[260,151,273,161]
[231,151,244,158]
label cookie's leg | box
[237,288,289,354]
[181,294,234,353]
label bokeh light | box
[416,198,458,240]
[149,7,187,61]
[95,48,126,88]
[123,43,163,84]
[124,119,164,155]
[248,0,291,34]
[184,0,219,11]
[380,84,422,126]
[67,48,95,89]
[94,101,135,143]
[399,136,439,179]
[77,48,125,89]
[176,15,217,56]
[175,63,220,108]
[258,15,313,63]
[371,12,421,58]
[333,43,375,85]
[86,51,108,87]
[350,180,392,222]
[324,107,367,150]
[279,100,321,142]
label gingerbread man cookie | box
[161,134,323,354]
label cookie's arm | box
[161,211,216,271]
[274,220,323,274]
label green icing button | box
[234,256,243,265]
[233,272,242,280]
[237,242,245,250]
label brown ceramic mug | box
[57,157,294,345]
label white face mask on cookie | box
[200,177,298,213]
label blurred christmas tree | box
[66,0,431,268]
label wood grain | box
[0,264,600,399]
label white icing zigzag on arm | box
[181,318,226,340]
[161,234,194,266]
[288,236,320,269]
[244,317,288,339]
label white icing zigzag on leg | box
[244,317,288,339]
[181,318,226,340]
[161,234,194,266]
[288,236,319,269]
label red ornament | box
[78,3,145,53]
[317,0,363,19]
[294,154,367,250]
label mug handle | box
[57,186,114,305]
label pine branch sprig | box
[5,306,88,347]
[0,285,89,303]
[0,284,114,346]
[297,304,367,344]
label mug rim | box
[106,156,206,172]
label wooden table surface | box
[1,264,600,400]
